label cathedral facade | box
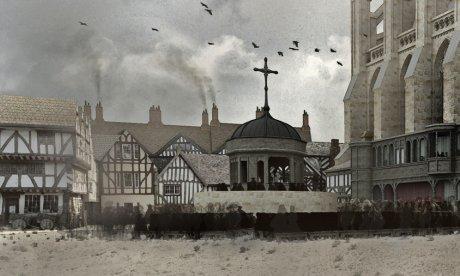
[327,0,460,202]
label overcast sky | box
[0,0,373,142]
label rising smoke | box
[155,43,216,107]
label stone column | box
[289,157,295,184]
[264,156,269,189]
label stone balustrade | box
[432,10,455,38]
[398,28,416,52]
[367,43,384,64]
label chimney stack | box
[210,103,220,127]
[301,110,311,141]
[149,105,163,127]
[201,109,209,129]
[95,101,104,122]
[255,107,264,118]
[83,101,92,120]
[330,139,340,158]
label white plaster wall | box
[194,191,338,213]
[5,175,18,187]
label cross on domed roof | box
[253,57,278,112]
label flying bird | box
[330,48,337,53]
[151,28,159,32]
[277,51,284,57]
[337,61,343,66]
[289,47,299,51]
[205,9,213,15]
[292,41,299,48]
[252,42,259,49]
[201,2,209,9]
[78,21,88,26]
[208,42,214,45]
[314,48,320,52]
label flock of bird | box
[78,1,344,67]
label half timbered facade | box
[157,153,229,205]
[96,130,155,211]
[0,95,95,227]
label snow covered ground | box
[0,230,459,276]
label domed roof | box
[230,111,302,141]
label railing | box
[397,28,416,52]
[432,10,455,38]
[367,43,384,64]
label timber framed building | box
[0,95,96,227]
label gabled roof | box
[181,153,230,185]
[153,133,206,156]
[0,94,77,128]
[92,134,120,160]
[158,153,229,185]
[92,120,240,155]
[92,130,151,161]
[91,116,310,155]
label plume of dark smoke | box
[155,43,216,107]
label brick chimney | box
[255,107,264,118]
[301,110,311,141]
[210,103,220,127]
[201,109,209,129]
[329,139,340,158]
[149,105,163,127]
[83,101,92,120]
[95,101,104,122]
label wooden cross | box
[254,57,278,112]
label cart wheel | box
[11,219,27,230]
[40,219,54,230]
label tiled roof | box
[181,153,230,185]
[305,142,332,156]
[0,94,77,127]
[92,134,121,160]
[92,120,309,156]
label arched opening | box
[373,185,382,201]
[268,157,290,184]
[377,146,382,167]
[396,182,432,201]
[420,138,427,161]
[368,67,381,132]
[383,145,389,166]
[257,160,264,183]
[405,141,411,163]
[374,147,378,167]
[400,54,412,132]
[384,185,394,202]
[412,139,418,162]
[434,181,445,201]
[389,144,395,165]
[433,39,450,124]
[240,161,248,183]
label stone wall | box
[193,191,337,213]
